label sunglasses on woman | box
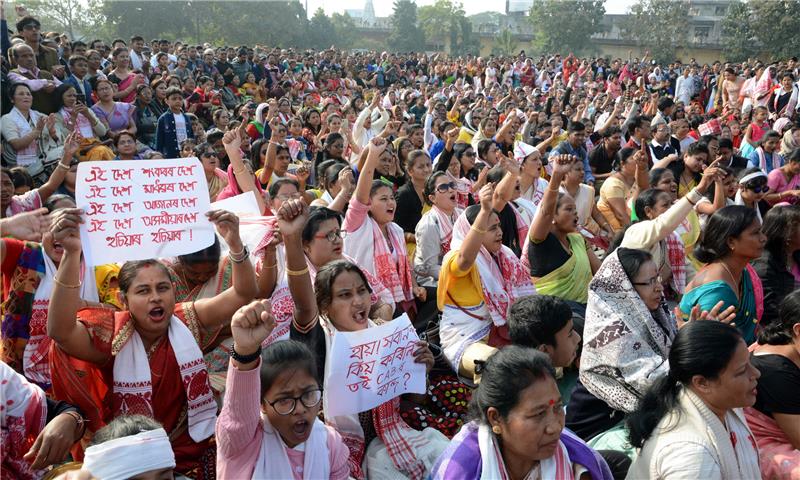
[746,183,769,194]
[436,182,457,193]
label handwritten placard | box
[75,158,215,266]
[324,315,425,417]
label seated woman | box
[437,181,535,384]
[734,167,769,223]
[195,142,228,202]
[515,141,549,207]
[621,166,719,296]
[90,79,137,139]
[1,133,75,218]
[265,206,395,344]
[561,157,612,249]
[343,138,429,328]
[765,148,800,205]
[597,147,648,233]
[680,205,767,344]
[1,83,52,183]
[663,142,709,199]
[1,191,119,389]
[133,85,160,149]
[46,208,256,477]
[112,131,143,160]
[274,198,449,479]
[566,248,676,447]
[525,156,600,308]
[626,321,761,479]
[753,205,800,326]
[395,150,434,248]
[744,291,800,480]
[414,172,463,290]
[310,160,354,213]
[1,361,86,478]
[433,134,482,210]
[431,346,613,480]
[52,84,114,161]
[217,326,349,478]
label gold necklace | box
[718,261,741,300]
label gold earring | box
[492,426,501,435]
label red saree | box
[48,303,219,479]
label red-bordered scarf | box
[0,362,47,480]
[111,311,216,443]
[429,205,463,255]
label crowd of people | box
[1,5,800,480]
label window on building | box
[694,26,711,41]
[689,7,700,16]
[715,6,728,15]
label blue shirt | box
[549,140,595,184]
[747,149,783,174]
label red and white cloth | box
[112,316,216,442]
[0,362,47,480]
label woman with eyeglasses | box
[566,247,734,456]
[680,205,767,345]
[274,198,448,479]
[414,171,463,290]
[112,131,142,160]
[194,142,228,202]
[217,323,350,479]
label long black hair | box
[694,205,758,263]
[757,290,800,346]
[761,205,800,266]
[626,321,742,448]
[469,346,556,424]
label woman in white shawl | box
[276,198,449,480]
[414,172,464,288]
[626,321,761,480]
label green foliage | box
[13,0,106,40]
[621,0,689,63]
[308,8,336,50]
[388,0,425,52]
[330,13,358,50]
[529,0,606,56]
[418,0,477,55]
[748,0,800,62]
[720,0,758,62]
[492,29,518,56]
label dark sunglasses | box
[746,183,769,194]
[436,182,457,193]
[201,151,218,158]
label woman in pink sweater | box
[215,298,350,479]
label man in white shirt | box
[128,35,145,70]
[150,39,176,68]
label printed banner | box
[75,158,215,265]
[324,314,426,417]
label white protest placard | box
[324,314,426,417]
[210,190,261,217]
[75,158,215,266]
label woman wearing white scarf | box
[734,168,769,223]
[275,198,448,480]
[626,321,762,480]
[216,300,349,479]
[1,83,50,181]
[414,172,464,287]
[436,184,536,384]
[770,72,798,119]
[82,424,176,480]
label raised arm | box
[354,137,387,205]
[37,131,79,203]
[45,209,107,364]
[529,155,572,242]
[326,167,355,213]
[491,154,519,211]
[258,117,283,185]
[456,184,494,272]
[223,119,268,215]
[276,199,317,329]
[194,210,257,330]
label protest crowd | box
[2,4,800,480]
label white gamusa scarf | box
[82,428,176,480]
[253,415,330,479]
[112,316,216,442]
[478,423,574,480]
[24,254,98,385]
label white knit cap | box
[82,428,176,480]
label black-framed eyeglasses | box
[314,229,346,242]
[22,24,40,31]
[201,151,218,158]
[268,388,323,415]
[632,276,663,287]
[436,182,457,193]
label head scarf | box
[513,141,537,164]
[215,164,264,202]
[82,428,176,480]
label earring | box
[492,426,501,435]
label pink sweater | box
[215,359,350,479]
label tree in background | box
[747,0,800,61]
[492,29,518,56]
[720,0,758,62]
[308,8,337,50]
[419,0,477,55]
[14,0,105,40]
[529,0,606,56]
[331,13,358,50]
[388,0,425,52]
[622,0,689,63]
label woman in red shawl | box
[45,208,257,479]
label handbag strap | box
[446,290,485,321]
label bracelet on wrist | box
[57,162,71,171]
[470,225,488,235]
[53,276,82,289]
[228,245,249,263]
[230,344,262,364]
[286,266,310,276]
